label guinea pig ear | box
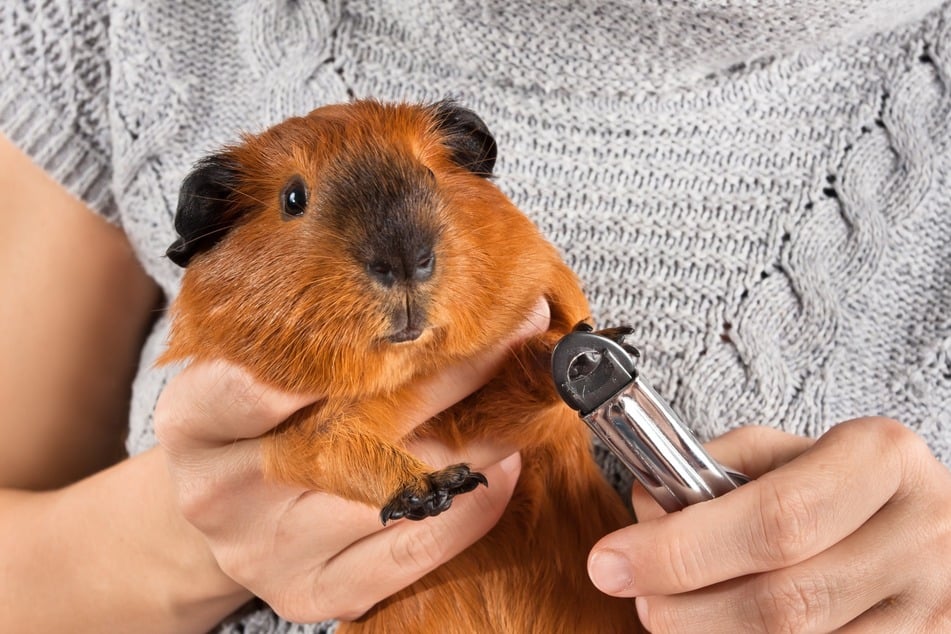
[430,100,497,177]
[166,154,243,267]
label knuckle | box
[334,603,374,622]
[867,416,916,448]
[175,488,207,525]
[735,425,781,445]
[307,579,375,623]
[753,478,819,567]
[268,597,315,625]
[859,417,933,490]
[268,586,327,624]
[753,571,829,634]
[852,416,924,460]
[170,470,219,526]
[152,390,188,452]
[212,544,258,590]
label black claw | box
[459,472,488,492]
[380,505,405,526]
[595,325,635,341]
[622,343,641,358]
[379,464,487,525]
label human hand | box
[154,300,549,623]
[587,419,951,632]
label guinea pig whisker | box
[174,224,234,244]
[230,188,269,207]
[186,185,269,209]
[186,194,234,204]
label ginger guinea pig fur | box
[161,100,637,632]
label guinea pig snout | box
[363,241,436,344]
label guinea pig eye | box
[281,178,308,217]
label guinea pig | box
[161,100,638,633]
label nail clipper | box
[551,326,749,513]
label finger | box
[406,436,524,471]
[836,598,917,633]
[703,426,815,478]
[155,360,319,453]
[590,418,906,597]
[635,497,913,634]
[631,426,815,523]
[270,439,526,557]
[280,452,523,622]
[629,481,667,523]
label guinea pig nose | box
[367,248,436,286]
[368,260,397,286]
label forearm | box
[0,133,162,489]
[0,448,252,633]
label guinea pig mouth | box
[384,299,428,344]
[387,327,424,344]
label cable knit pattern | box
[0,0,115,217]
[681,22,951,442]
[2,2,950,632]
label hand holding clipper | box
[552,326,749,513]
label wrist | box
[134,448,254,627]
[42,448,252,632]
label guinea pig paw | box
[379,464,487,526]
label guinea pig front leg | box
[450,324,629,451]
[264,408,487,525]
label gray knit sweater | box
[2,1,950,632]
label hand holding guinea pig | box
[154,300,548,623]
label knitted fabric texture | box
[2,2,950,632]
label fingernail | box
[636,596,650,630]
[498,451,521,476]
[589,549,633,594]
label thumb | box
[155,359,319,454]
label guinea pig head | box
[161,101,560,397]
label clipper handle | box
[582,376,748,513]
